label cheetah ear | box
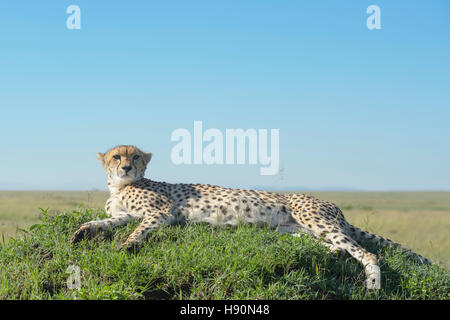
[96,152,105,166]
[143,152,152,164]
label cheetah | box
[71,145,431,290]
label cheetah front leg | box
[118,212,169,251]
[71,213,138,244]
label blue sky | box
[0,1,449,191]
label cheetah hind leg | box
[291,228,381,289]
[322,232,381,289]
[278,224,348,257]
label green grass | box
[1,191,449,269]
[1,208,448,300]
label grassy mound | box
[0,208,448,300]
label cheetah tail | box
[348,224,432,265]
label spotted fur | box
[71,145,431,289]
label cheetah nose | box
[122,166,132,173]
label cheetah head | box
[96,145,152,186]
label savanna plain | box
[1,190,448,269]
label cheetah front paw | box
[117,240,140,253]
[71,223,97,244]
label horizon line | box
[1,188,449,193]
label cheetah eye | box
[133,155,140,160]
[113,155,121,160]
